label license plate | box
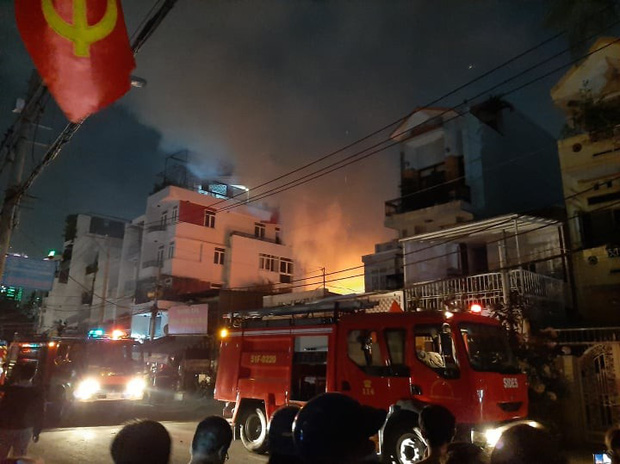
[503,378,518,389]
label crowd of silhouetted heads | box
[103,394,574,464]
[2,391,606,464]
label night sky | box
[0,0,595,290]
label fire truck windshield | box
[459,323,520,374]
[72,341,143,374]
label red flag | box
[15,0,135,122]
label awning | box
[399,214,559,243]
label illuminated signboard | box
[1,255,56,291]
[168,304,208,335]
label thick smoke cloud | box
[120,0,561,291]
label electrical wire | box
[202,5,616,212]
[215,36,620,214]
[225,175,620,291]
[205,13,620,214]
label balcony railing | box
[385,180,471,216]
[147,223,167,232]
[551,327,620,346]
[142,260,162,269]
[404,269,565,310]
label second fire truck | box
[3,330,146,421]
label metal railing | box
[405,269,565,310]
[552,327,620,346]
[147,223,167,232]
[142,259,162,269]
[385,181,470,216]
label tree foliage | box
[491,293,566,426]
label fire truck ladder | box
[225,297,378,329]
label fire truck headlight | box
[74,378,100,400]
[125,377,146,399]
[483,427,504,448]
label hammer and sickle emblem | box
[42,0,118,57]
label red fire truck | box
[3,330,146,422]
[214,300,529,463]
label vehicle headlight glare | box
[484,427,503,448]
[125,377,146,398]
[74,378,100,400]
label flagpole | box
[0,0,179,281]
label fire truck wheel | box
[239,406,268,454]
[384,425,426,464]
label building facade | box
[401,214,568,326]
[364,97,565,296]
[551,37,620,324]
[117,179,294,338]
[40,214,126,334]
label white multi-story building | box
[364,98,564,291]
[40,214,126,333]
[117,178,295,338]
[363,97,569,325]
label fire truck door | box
[290,335,328,402]
[411,323,464,410]
[338,325,411,410]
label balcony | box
[404,269,565,311]
[142,260,162,269]
[386,179,470,217]
[147,223,167,232]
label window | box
[168,242,175,259]
[204,210,216,228]
[214,247,225,265]
[276,228,281,244]
[414,324,459,378]
[280,258,293,275]
[157,246,164,264]
[161,212,167,227]
[260,254,293,275]
[255,223,266,238]
[459,323,519,374]
[171,206,178,224]
[259,253,277,271]
[581,208,620,248]
[347,330,383,368]
[385,329,406,365]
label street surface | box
[30,422,266,464]
[23,398,592,464]
[28,399,267,464]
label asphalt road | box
[29,422,266,464]
[26,399,268,464]
[21,399,594,464]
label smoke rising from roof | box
[119,0,560,291]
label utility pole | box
[498,230,511,305]
[149,263,163,341]
[321,267,326,293]
[98,238,110,327]
[0,73,46,279]
[0,0,179,283]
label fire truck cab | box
[214,301,528,463]
[4,330,146,422]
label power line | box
[117,9,620,233]
[271,198,620,292]
[225,173,620,291]
[216,35,620,214]
[201,7,601,212]
[206,13,619,215]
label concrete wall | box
[42,214,126,333]
[228,234,294,288]
[475,108,564,218]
